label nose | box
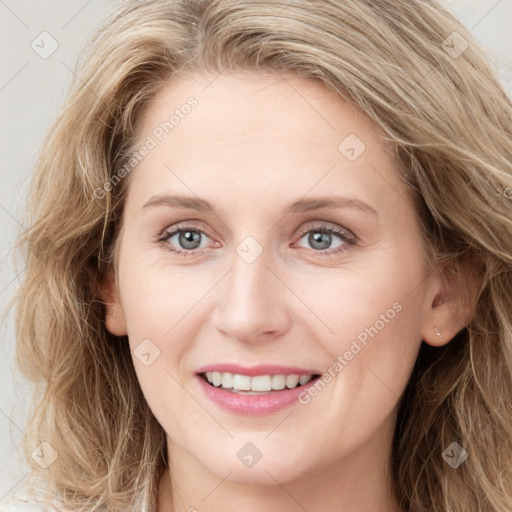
[210,246,291,344]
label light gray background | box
[1,0,511,501]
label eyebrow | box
[141,194,378,217]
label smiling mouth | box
[199,372,321,394]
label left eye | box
[294,224,355,254]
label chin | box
[203,448,313,487]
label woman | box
[3,0,512,510]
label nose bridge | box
[211,238,289,341]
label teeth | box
[252,375,272,392]
[299,375,312,385]
[233,374,251,391]
[221,372,234,389]
[204,372,315,391]
[286,374,299,388]
[271,375,286,390]
[212,371,222,387]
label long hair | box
[12,0,512,510]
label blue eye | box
[295,223,355,256]
[157,227,212,255]
[156,223,356,257]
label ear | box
[99,265,128,337]
[421,256,482,347]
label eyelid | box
[294,220,356,243]
[157,219,215,240]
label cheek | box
[116,259,213,403]
[291,256,425,424]
[287,255,425,353]
[119,254,210,337]
[117,265,206,444]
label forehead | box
[136,70,380,153]
[126,71,409,222]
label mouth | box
[199,371,322,395]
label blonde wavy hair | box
[11,0,512,510]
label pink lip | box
[196,363,319,376]
[195,373,321,416]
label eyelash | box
[155,223,357,257]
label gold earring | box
[434,327,443,337]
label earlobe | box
[422,257,481,347]
[105,303,128,337]
[100,266,128,337]
[433,327,443,339]
[424,323,450,347]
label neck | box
[157,412,403,512]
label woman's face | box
[105,71,441,487]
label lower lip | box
[196,374,320,415]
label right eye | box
[157,225,217,256]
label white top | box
[0,502,56,512]
[0,476,151,512]
[0,496,150,512]
[0,475,61,512]
[0,495,60,511]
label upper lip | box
[196,363,320,376]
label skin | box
[102,70,476,512]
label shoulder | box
[0,476,63,512]
[0,498,59,511]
